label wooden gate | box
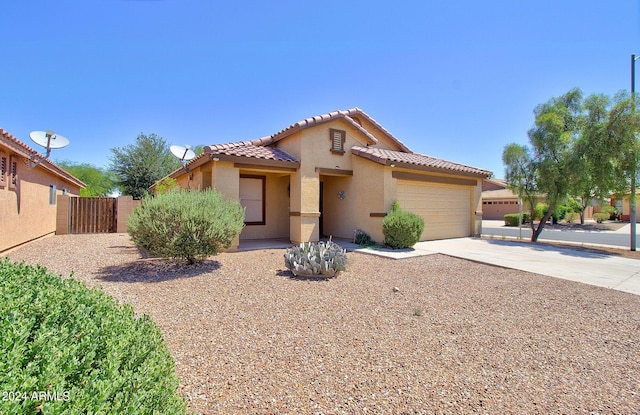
[67,197,117,233]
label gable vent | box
[329,129,346,154]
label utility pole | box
[630,54,639,251]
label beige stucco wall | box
[275,119,402,243]
[1,154,81,253]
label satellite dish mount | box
[29,130,70,168]
[170,144,196,172]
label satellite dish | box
[28,130,70,168]
[170,145,196,171]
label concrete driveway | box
[354,238,640,296]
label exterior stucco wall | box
[1,153,81,252]
[277,120,398,243]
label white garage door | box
[397,180,471,240]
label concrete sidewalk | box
[354,237,640,296]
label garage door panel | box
[397,180,471,240]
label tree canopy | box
[109,133,180,199]
[503,87,640,243]
[56,160,117,197]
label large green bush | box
[504,212,531,226]
[0,259,187,415]
[128,188,245,264]
[382,201,425,249]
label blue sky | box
[1,1,638,178]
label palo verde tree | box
[504,88,583,242]
[109,133,180,199]
[569,93,615,224]
[502,143,538,227]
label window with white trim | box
[239,175,265,225]
[329,128,346,154]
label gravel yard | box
[5,233,640,414]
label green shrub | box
[382,202,425,249]
[534,202,567,223]
[128,188,245,264]
[284,239,348,277]
[0,259,187,415]
[566,198,584,213]
[552,205,568,223]
[534,203,547,220]
[565,211,580,223]
[593,212,609,223]
[353,229,373,246]
[504,212,530,226]
[601,205,619,220]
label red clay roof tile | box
[351,146,492,177]
[205,141,299,163]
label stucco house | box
[481,178,520,220]
[1,129,85,253]
[157,108,492,247]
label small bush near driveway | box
[382,201,425,249]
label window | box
[329,128,346,154]
[239,175,265,225]
[9,156,17,190]
[0,152,6,187]
[49,185,57,205]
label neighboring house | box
[155,108,492,247]
[619,192,640,222]
[0,129,85,253]
[481,178,520,220]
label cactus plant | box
[284,238,347,277]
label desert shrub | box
[565,211,580,223]
[284,239,347,277]
[0,259,187,415]
[593,212,610,223]
[601,205,619,220]
[127,188,245,264]
[382,201,425,249]
[353,229,373,246]
[504,212,531,226]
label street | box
[481,220,640,249]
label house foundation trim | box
[289,211,321,217]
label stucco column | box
[289,170,320,244]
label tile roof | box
[351,146,492,177]
[0,129,86,188]
[253,107,413,153]
[205,141,299,163]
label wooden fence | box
[66,197,117,233]
[56,195,141,234]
